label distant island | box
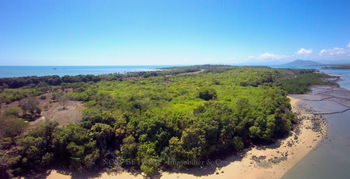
[283,60,350,69]
[284,59,322,66]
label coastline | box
[283,87,350,178]
[46,94,328,179]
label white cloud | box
[249,52,288,60]
[296,48,312,55]
[319,47,346,56]
[347,42,350,48]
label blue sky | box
[0,0,349,65]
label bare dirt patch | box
[1,92,84,129]
[29,100,84,128]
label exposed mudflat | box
[290,86,350,115]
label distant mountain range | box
[283,59,322,66]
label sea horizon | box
[0,65,174,78]
[1,64,349,78]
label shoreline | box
[46,94,327,179]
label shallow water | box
[321,69,350,90]
[283,111,350,179]
[283,68,350,179]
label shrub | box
[198,88,217,100]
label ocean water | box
[282,67,350,179]
[0,66,171,78]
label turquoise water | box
[282,67,350,179]
[0,66,171,78]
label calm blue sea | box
[0,66,172,78]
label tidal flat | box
[283,85,350,179]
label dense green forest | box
[0,65,231,104]
[0,66,335,178]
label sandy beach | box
[46,87,333,179]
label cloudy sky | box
[0,0,349,65]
